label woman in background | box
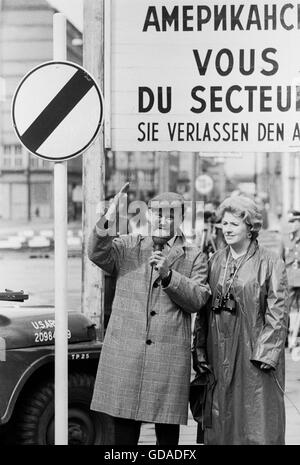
[193,195,289,445]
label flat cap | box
[148,192,184,208]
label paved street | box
[0,252,81,309]
[1,247,299,445]
[139,349,300,445]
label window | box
[0,77,6,102]
[29,156,51,170]
[1,144,24,169]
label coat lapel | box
[167,244,185,268]
[151,237,186,284]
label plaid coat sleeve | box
[163,250,210,313]
[87,219,127,275]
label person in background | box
[193,195,289,445]
[280,210,300,345]
[88,183,210,445]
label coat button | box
[146,339,152,345]
[150,311,156,316]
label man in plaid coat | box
[88,184,210,445]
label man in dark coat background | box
[280,210,300,345]
[88,183,210,445]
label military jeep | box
[0,291,107,445]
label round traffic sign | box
[195,174,214,194]
[11,61,104,161]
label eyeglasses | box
[150,211,175,223]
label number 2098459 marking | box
[34,330,71,343]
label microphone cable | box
[146,265,154,332]
[145,240,166,331]
[269,370,300,417]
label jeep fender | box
[0,341,101,424]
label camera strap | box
[221,244,252,297]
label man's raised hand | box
[105,182,130,221]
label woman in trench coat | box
[193,195,289,445]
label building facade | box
[0,0,83,220]
[256,152,300,224]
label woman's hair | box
[217,195,263,240]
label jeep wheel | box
[15,372,111,445]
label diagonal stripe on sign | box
[21,69,95,152]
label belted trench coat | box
[194,241,289,444]
[88,227,210,424]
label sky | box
[47,0,83,31]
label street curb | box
[0,229,82,252]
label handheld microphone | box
[152,236,168,252]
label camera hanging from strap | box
[213,243,253,314]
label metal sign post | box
[53,13,68,446]
[11,11,104,446]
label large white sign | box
[109,0,300,152]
